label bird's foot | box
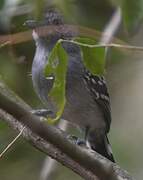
[31,109,52,117]
[68,135,86,147]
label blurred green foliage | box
[119,0,143,32]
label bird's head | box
[25,9,64,28]
[24,9,66,44]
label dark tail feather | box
[88,135,115,162]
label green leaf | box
[75,37,106,75]
[120,0,143,31]
[44,42,68,124]
[75,37,97,45]
[44,43,58,76]
[44,37,106,123]
[82,46,105,75]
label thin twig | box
[60,39,143,51]
[0,127,25,158]
[107,43,143,51]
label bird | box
[25,9,115,162]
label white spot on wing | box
[98,80,103,85]
[91,78,97,84]
[46,76,54,80]
[100,94,109,101]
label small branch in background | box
[1,29,143,52]
[0,25,125,46]
[40,157,59,180]
[0,127,25,158]
[100,7,121,44]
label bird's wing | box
[83,71,111,132]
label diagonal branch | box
[0,109,96,180]
[0,78,135,180]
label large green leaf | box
[44,42,68,124]
[75,37,97,45]
[81,46,105,75]
[75,37,106,75]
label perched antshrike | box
[26,9,115,162]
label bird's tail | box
[88,134,115,162]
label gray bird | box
[26,9,115,162]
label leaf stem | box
[60,39,143,51]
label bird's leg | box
[67,134,86,147]
[67,126,90,147]
[31,109,53,117]
[77,126,90,147]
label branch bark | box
[0,109,96,180]
[40,120,69,180]
[0,78,135,180]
